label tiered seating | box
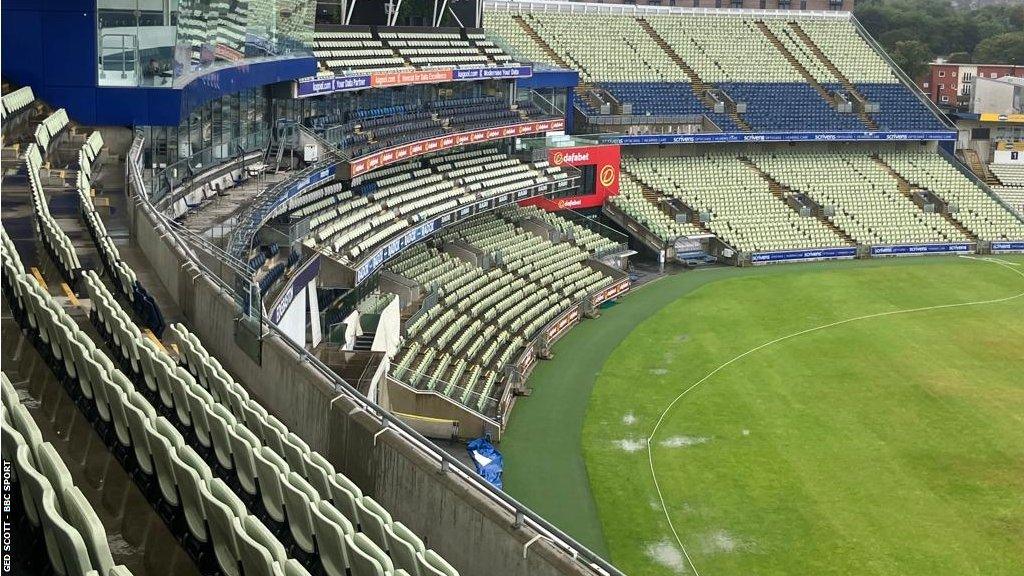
[607,178,703,243]
[795,20,896,83]
[34,108,70,155]
[646,14,805,84]
[501,204,623,255]
[525,13,684,83]
[2,217,462,576]
[990,163,1024,187]
[601,82,737,131]
[75,135,167,335]
[314,30,407,73]
[290,148,570,265]
[312,27,516,76]
[856,84,947,131]
[717,82,863,132]
[748,152,967,245]
[483,13,562,69]
[390,209,619,415]
[880,152,1024,241]
[485,10,945,134]
[623,154,848,253]
[992,187,1024,217]
[25,144,81,283]
[2,369,131,576]
[1,85,35,122]
[384,30,491,68]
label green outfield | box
[502,256,1024,576]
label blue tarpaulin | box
[467,436,504,490]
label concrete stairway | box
[787,21,878,130]
[741,157,857,245]
[636,17,752,131]
[872,155,979,241]
[754,21,836,105]
[513,15,604,112]
[962,148,1002,185]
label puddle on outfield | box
[698,529,756,555]
[645,540,687,573]
[614,438,648,452]
[649,367,669,375]
[622,411,637,425]
[660,435,710,448]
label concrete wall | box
[127,192,598,576]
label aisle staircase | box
[636,17,752,131]
[740,157,857,245]
[872,155,979,241]
[962,149,1001,185]
[754,22,836,105]
[788,21,878,130]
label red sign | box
[371,69,454,88]
[520,144,621,211]
[349,119,566,177]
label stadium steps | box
[512,15,575,72]
[511,15,605,113]
[754,21,836,108]
[871,155,980,241]
[787,21,878,131]
[740,157,857,246]
[621,166,714,235]
[621,169,675,220]
[962,149,1001,186]
[635,17,752,132]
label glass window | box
[98,0,313,88]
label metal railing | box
[127,134,624,576]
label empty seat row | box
[2,370,131,576]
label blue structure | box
[1,0,316,126]
[576,80,949,135]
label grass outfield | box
[501,256,1024,576]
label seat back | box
[235,515,287,576]
[253,446,287,523]
[62,486,116,576]
[345,532,392,576]
[310,499,354,576]
[280,472,319,554]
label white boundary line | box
[645,256,1024,576]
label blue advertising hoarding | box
[870,243,974,256]
[600,131,957,145]
[991,241,1024,253]
[295,65,533,98]
[751,247,858,264]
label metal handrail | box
[127,134,623,576]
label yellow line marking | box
[30,267,46,288]
[60,283,80,307]
[144,329,167,352]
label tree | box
[972,32,1024,65]
[890,40,933,80]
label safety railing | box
[127,133,623,576]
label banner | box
[520,144,621,211]
[600,131,957,145]
[269,255,321,324]
[991,241,1024,253]
[591,277,631,306]
[295,65,533,98]
[751,247,858,264]
[349,119,565,177]
[870,243,974,256]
